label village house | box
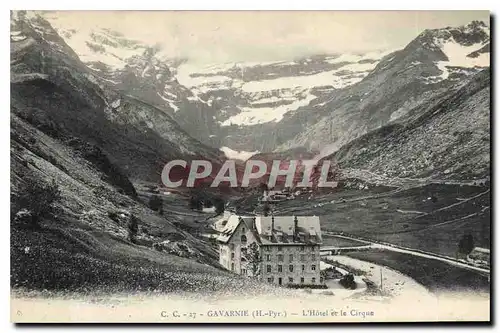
[217,212,323,286]
[467,247,490,267]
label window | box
[266,265,272,273]
[312,265,316,271]
[242,269,246,275]
[278,246,283,252]
[300,277,304,284]
[312,277,316,283]
[300,254,306,262]
[278,254,284,262]
[241,235,247,244]
[311,254,316,261]
[300,246,305,252]
[242,227,245,233]
[265,246,270,252]
[289,254,293,262]
[301,264,305,271]
[278,265,283,272]
[288,277,293,283]
[289,265,294,272]
[231,252,235,260]
[267,277,274,283]
[320,277,323,283]
[230,244,235,250]
[231,263,235,271]
[266,254,271,261]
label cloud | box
[42,10,489,64]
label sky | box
[43,10,490,64]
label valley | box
[10,10,490,309]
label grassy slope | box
[11,225,273,295]
[10,113,277,295]
[329,70,490,181]
[275,184,490,257]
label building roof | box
[472,247,490,254]
[217,214,322,245]
[255,216,322,245]
[217,214,256,243]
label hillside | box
[11,11,223,182]
[10,11,268,295]
[276,20,490,156]
[327,69,490,182]
[41,13,490,162]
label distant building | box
[261,190,293,203]
[217,213,323,286]
[467,247,490,266]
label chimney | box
[293,215,298,241]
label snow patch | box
[325,49,396,65]
[430,39,489,82]
[221,93,317,126]
[156,92,180,112]
[111,99,121,108]
[219,147,259,161]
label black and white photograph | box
[9,9,491,323]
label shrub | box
[188,196,202,211]
[287,284,328,289]
[204,199,213,208]
[458,233,474,256]
[128,215,139,244]
[148,195,163,212]
[15,174,61,227]
[339,273,357,290]
[263,202,270,217]
[213,197,225,215]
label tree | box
[244,242,261,277]
[263,202,271,217]
[188,196,202,211]
[457,233,475,257]
[16,174,61,227]
[339,273,357,290]
[148,195,163,212]
[128,214,139,244]
[213,197,225,215]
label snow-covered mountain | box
[39,12,490,160]
[272,20,490,156]
[324,68,490,182]
[175,50,395,126]
[11,11,222,181]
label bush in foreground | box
[14,173,61,228]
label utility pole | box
[380,267,383,291]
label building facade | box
[217,213,323,286]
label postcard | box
[10,10,490,323]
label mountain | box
[40,11,398,153]
[42,14,489,162]
[11,11,222,182]
[274,20,490,156]
[325,69,490,183]
[10,11,281,294]
[43,12,222,145]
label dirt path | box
[324,255,433,302]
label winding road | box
[321,233,490,276]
